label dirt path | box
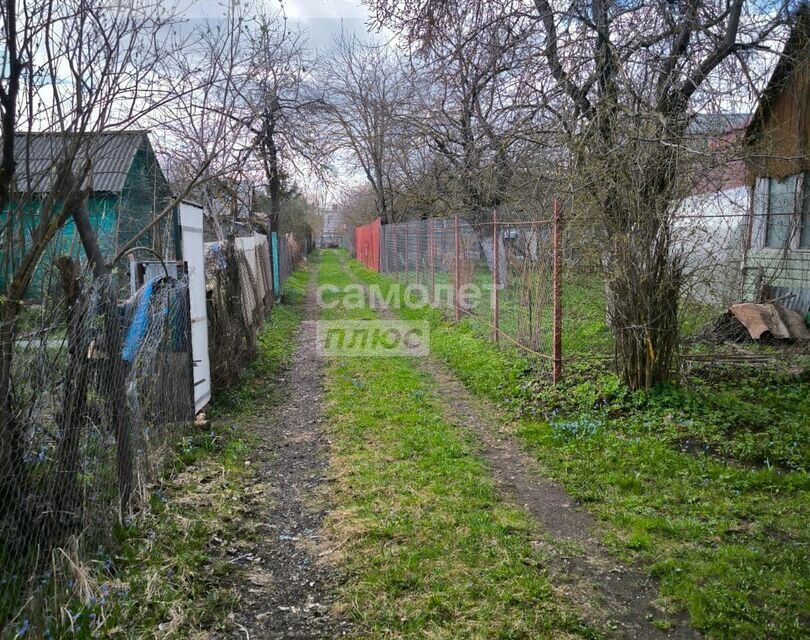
[419,357,700,640]
[335,258,699,639]
[230,267,348,639]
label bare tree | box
[320,33,415,223]
[239,12,332,235]
[0,0,262,532]
[368,0,790,388]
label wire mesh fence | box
[0,269,194,636]
[205,232,304,391]
[372,201,810,377]
[0,227,306,636]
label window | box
[765,174,798,249]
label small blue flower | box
[15,618,29,638]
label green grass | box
[403,266,613,357]
[343,253,810,640]
[318,250,597,639]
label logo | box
[316,320,430,357]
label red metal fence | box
[355,218,381,271]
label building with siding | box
[743,5,810,312]
[1,130,173,298]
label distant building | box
[317,203,346,248]
[674,113,750,305]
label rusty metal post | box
[428,218,435,304]
[404,221,409,284]
[414,220,419,284]
[393,222,399,281]
[552,198,562,383]
[454,213,461,322]
[492,208,499,344]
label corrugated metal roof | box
[687,113,750,135]
[13,130,148,193]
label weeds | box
[18,262,314,639]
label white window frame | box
[753,172,806,251]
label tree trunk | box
[605,228,682,390]
[0,299,25,523]
[53,256,91,532]
[71,197,134,517]
[479,227,507,287]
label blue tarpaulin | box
[122,277,160,362]
[271,232,281,296]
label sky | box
[172,0,383,200]
[178,0,382,50]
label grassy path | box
[331,250,696,639]
[338,251,810,640]
[317,250,597,639]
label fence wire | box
[374,204,810,373]
[0,270,194,636]
[1,228,307,636]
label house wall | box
[748,59,810,180]
[118,145,174,259]
[742,24,810,312]
[0,194,119,299]
[741,174,809,311]
[742,249,810,311]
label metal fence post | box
[404,221,409,284]
[393,222,399,281]
[415,220,419,284]
[454,213,461,322]
[428,218,435,304]
[492,208,499,344]
[552,198,562,383]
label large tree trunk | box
[606,234,681,389]
[479,227,507,287]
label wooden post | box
[492,208,499,343]
[454,213,461,322]
[428,219,435,304]
[552,198,562,383]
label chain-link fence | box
[0,269,194,636]
[0,225,308,635]
[373,202,810,377]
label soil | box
[217,256,703,639]
[419,358,701,640]
[227,272,349,640]
[335,257,700,638]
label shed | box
[743,5,810,311]
[2,130,174,298]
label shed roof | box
[687,113,750,136]
[745,3,810,144]
[12,130,158,194]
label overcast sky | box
[178,0,382,50]
[171,1,382,201]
